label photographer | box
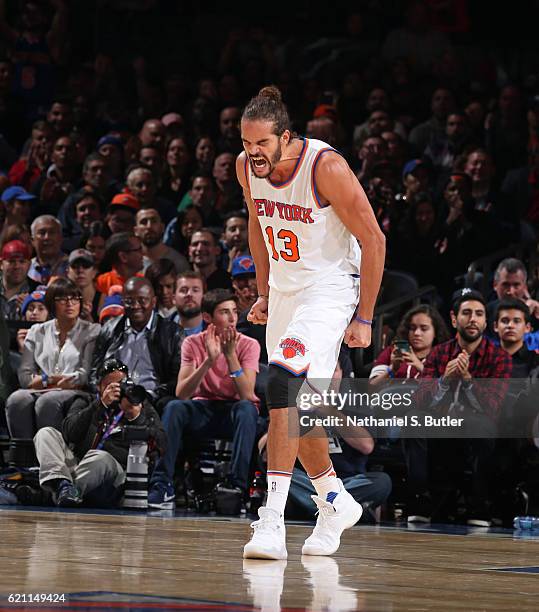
[33,358,166,508]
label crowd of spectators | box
[0,0,539,526]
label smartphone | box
[394,340,411,353]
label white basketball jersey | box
[247,138,361,292]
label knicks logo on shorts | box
[280,337,306,360]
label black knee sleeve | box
[267,366,319,437]
[266,364,304,410]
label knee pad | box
[266,364,304,410]
[266,366,320,437]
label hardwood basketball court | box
[1,506,538,611]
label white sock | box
[265,471,292,516]
[309,464,340,502]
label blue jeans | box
[287,467,392,521]
[151,399,258,491]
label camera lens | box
[120,378,147,405]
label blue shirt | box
[168,311,205,336]
[27,255,68,285]
[185,321,204,336]
[116,313,158,393]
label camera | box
[119,378,146,405]
[184,459,243,515]
[188,482,243,515]
[214,482,243,515]
[121,424,150,443]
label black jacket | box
[89,314,184,410]
[62,395,166,468]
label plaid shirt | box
[415,336,513,421]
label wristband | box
[41,373,48,388]
[386,366,395,379]
[229,368,244,378]
[438,377,450,392]
[355,316,372,326]
[258,294,269,300]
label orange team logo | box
[280,337,306,359]
[237,257,253,271]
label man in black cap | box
[404,288,512,527]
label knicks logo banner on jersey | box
[280,337,306,360]
[271,335,309,376]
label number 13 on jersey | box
[265,227,300,262]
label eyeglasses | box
[54,295,80,305]
[123,297,152,307]
[233,278,257,289]
[98,363,128,380]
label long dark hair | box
[173,204,205,256]
[242,85,291,136]
[395,304,450,347]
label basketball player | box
[237,86,385,559]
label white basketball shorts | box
[266,273,359,380]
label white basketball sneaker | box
[302,479,363,556]
[243,507,288,560]
[301,556,358,612]
[243,559,287,611]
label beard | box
[249,142,282,179]
[142,234,161,248]
[458,325,483,343]
[179,305,201,318]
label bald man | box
[139,119,165,150]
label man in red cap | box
[105,193,140,235]
[0,240,32,319]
